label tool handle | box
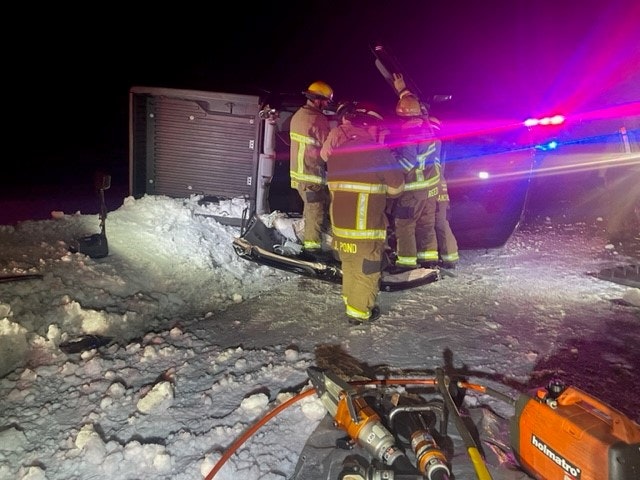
[435,368,494,480]
[370,42,424,99]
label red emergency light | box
[523,115,565,127]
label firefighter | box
[392,73,459,269]
[321,100,391,161]
[289,81,334,255]
[431,116,460,268]
[388,93,441,270]
[324,104,405,324]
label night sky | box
[7,0,640,191]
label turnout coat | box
[325,124,405,243]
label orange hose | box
[204,387,317,480]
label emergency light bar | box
[523,114,565,127]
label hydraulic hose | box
[204,387,317,480]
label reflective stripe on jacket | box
[395,128,441,195]
[325,125,405,241]
[289,103,331,188]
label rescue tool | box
[308,367,452,480]
[205,366,640,480]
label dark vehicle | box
[441,118,540,249]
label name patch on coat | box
[334,241,357,254]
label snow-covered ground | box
[1,194,639,480]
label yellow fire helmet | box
[304,81,334,101]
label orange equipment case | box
[509,386,640,479]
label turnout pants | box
[297,184,330,250]
[435,196,459,263]
[393,191,438,266]
[334,238,383,320]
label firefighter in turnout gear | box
[290,81,334,253]
[392,73,459,269]
[323,104,405,325]
[431,116,459,268]
[388,93,441,270]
